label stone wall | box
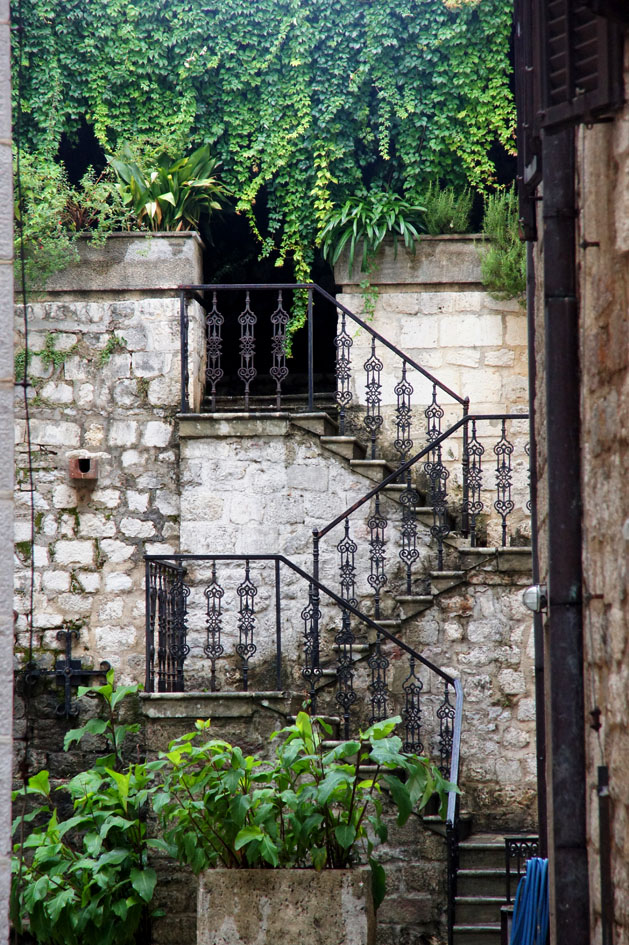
[13,234,204,687]
[532,38,629,945]
[578,50,629,945]
[0,0,13,937]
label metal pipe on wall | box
[541,125,590,943]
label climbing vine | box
[13,0,515,276]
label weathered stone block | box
[197,869,375,945]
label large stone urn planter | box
[197,869,376,945]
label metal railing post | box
[275,558,283,690]
[307,287,314,411]
[461,398,470,537]
[179,290,190,413]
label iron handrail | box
[145,551,455,683]
[316,412,530,540]
[178,282,467,411]
[144,550,463,819]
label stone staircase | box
[453,833,507,945]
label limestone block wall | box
[13,234,204,685]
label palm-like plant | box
[107,144,229,232]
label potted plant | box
[153,711,456,945]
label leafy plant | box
[99,334,128,365]
[11,671,162,945]
[14,347,32,383]
[107,144,228,232]
[154,712,455,908]
[480,186,526,300]
[320,188,425,278]
[419,183,473,235]
[14,0,516,282]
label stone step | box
[430,570,466,593]
[395,594,434,618]
[349,458,397,482]
[452,924,501,945]
[457,545,533,572]
[455,897,506,925]
[320,435,366,460]
[291,411,338,437]
[459,838,506,871]
[457,870,508,899]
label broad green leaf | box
[130,867,157,902]
[384,775,412,825]
[234,826,263,850]
[369,858,386,910]
[334,823,356,849]
[27,770,50,797]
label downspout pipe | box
[541,126,590,943]
[525,240,548,858]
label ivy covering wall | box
[14,0,515,277]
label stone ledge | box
[44,232,204,295]
[178,413,292,438]
[335,235,487,287]
[139,690,291,719]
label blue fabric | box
[510,857,549,945]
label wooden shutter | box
[538,0,625,129]
[514,0,542,239]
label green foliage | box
[154,712,456,907]
[14,347,31,383]
[419,182,473,236]
[14,0,515,278]
[14,149,135,291]
[39,333,75,370]
[107,144,229,232]
[320,187,425,278]
[11,671,162,945]
[480,186,526,300]
[99,334,128,366]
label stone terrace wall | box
[13,234,204,686]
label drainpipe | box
[526,240,548,858]
[542,126,590,942]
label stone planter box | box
[197,869,376,945]
[334,234,487,288]
[44,231,204,294]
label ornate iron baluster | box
[394,361,414,466]
[437,682,456,776]
[364,337,384,459]
[424,384,450,570]
[270,290,289,408]
[335,612,356,740]
[368,631,390,724]
[367,495,387,619]
[525,441,532,512]
[399,475,420,594]
[169,568,190,692]
[205,291,224,410]
[402,657,424,753]
[204,562,225,692]
[238,291,257,409]
[301,590,322,714]
[147,562,157,691]
[337,518,357,607]
[157,569,168,692]
[334,311,353,436]
[464,419,484,547]
[236,559,257,691]
[494,419,515,546]
[335,519,357,738]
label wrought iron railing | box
[505,836,540,903]
[314,413,530,614]
[178,283,468,463]
[144,552,462,821]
